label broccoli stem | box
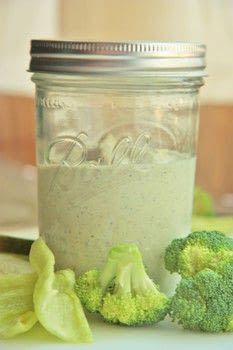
[114,263,134,296]
[99,257,118,291]
[99,244,157,297]
[99,244,139,290]
[131,268,158,295]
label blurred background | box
[0,0,233,234]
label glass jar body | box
[33,73,203,293]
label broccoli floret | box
[75,244,169,326]
[193,186,215,217]
[164,231,233,277]
[170,262,233,332]
[75,270,103,312]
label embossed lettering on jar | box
[30,40,206,294]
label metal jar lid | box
[29,40,206,76]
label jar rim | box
[29,40,206,77]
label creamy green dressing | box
[38,150,195,294]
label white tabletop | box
[0,316,233,350]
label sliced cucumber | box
[30,238,93,343]
[0,253,32,274]
[0,272,37,338]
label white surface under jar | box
[29,40,206,293]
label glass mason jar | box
[30,41,206,293]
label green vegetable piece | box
[76,244,169,326]
[0,273,37,338]
[193,186,215,217]
[75,270,103,313]
[192,215,233,235]
[170,263,233,332]
[165,231,233,277]
[29,238,92,343]
[0,253,32,275]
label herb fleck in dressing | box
[38,150,195,293]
